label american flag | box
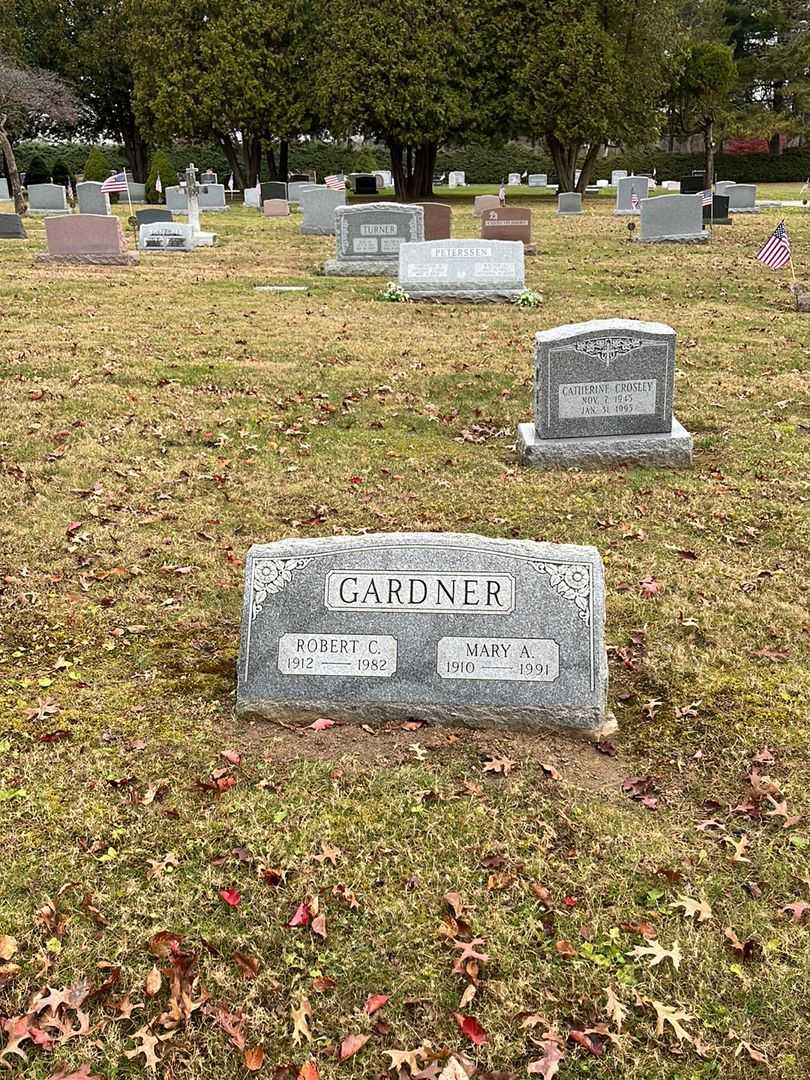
[101,171,129,194]
[701,189,713,207]
[756,220,792,270]
[324,174,345,191]
[630,192,640,210]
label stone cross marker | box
[237,532,612,736]
[399,239,525,302]
[517,319,693,468]
[324,203,424,275]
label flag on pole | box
[630,192,640,210]
[227,173,234,192]
[100,171,130,194]
[756,220,792,269]
[324,174,345,190]
[155,174,163,194]
[701,189,713,207]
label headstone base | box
[613,209,641,216]
[237,697,617,738]
[323,258,399,276]
[27,209,70,216]
[35,252,138,265]
[516,418,693,469]
[729,207,760,214]
[558,207,583,216]
[402,287,523,304]
[191,232,216,247]
[635,230,710,244]
[301,224,337,236]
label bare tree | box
[0,54,79,214]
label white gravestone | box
[138,222,195,251]
[399,239,525,303]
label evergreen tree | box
[83,144,111,181]
[145,148,175,202]
[24,152,50,185]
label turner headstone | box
[517,319,693,468]
[237,532,612,736]
[324,203,424,275]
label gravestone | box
[416,202,452,241]
[596,179,609,188]
[289,173,310,182]
[128,182,146,202]
[448,171,466,188]
[36,214,137,265]
[375,170,393,188]
[76,181,110,215]
[324,203,424,275]
[715,180,736,196]
[0,178,9,200]
[637,194,708,243]
[679,173,705,195]
[480,205,534,252]
[528,174,547,187]
[558,192,583,215]
[264,198,290,217]
[27,183,68,214]
[244,187,261,209]
[508,172,522,186]
[138,221,194,251]
[661,181,681,191]
[136,208,174,227]
[704,194,731,225]
[473,195,500,217]
[300,186,346,235]
[725,184,758,212]
[237,532,612,736]
[183,163,216,246]
[165,186,188,213]
[517,318,693,469]
[611,169,627,185]
[614,176,648,215]
[352,174,379,195]
[0,213,27,239]
[288,181,318,204]
[399,239,525,303]
[261,181,288,203]
[201,170,218,184]
[199,183,228,211]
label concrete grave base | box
[323,258,399,276]
[613,209,641,216]
[635,230,710,244]
[516,417,693,469]
[301,224,337,236]
[404,287,523,304]
[558,208,583,216]
[730,206,760,213]
[192,232,216,247]
[35,252,138,265]
[27,209,70,216]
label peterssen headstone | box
[27,183,68,214]
[517,319,693,468]
[558,192,583,215]
[76,182,110,215]
[324,202,424,275]
[237,532,611,736]
[637,194,708,243]
[0,213,26,239]
[399,239,524,303]
[299,186,346,235]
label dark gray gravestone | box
[703,194,731,224]
[261,181,288,203]
[289,173,309,182]
[680,174,705,195]
[517,319,692,468]
[136,208,174,227]
[324,203,424,275]
[354,174,379,195]
[237,532,612,736]
[0,213,27,238]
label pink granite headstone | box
[263,199,290,217]
[37,215,137,264]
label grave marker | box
[300,186,346,235]
[0,178,9,200]
[0,213,27,239]
[399,238,524,303]
[135,208,174,227]
[27,183,68,215]
[415,202,452,240]
[528,174,547,187]
[725,184,758,212]
[237,532,612,736]
[36,215,137,265]
[480,205,534,252]
[637,194,708,243]
[264,198,290,217]
[76,182,110,215]
[324,202,424,275]
[558,192,583,215]
[138,221,194,251]
[473,194,500,217]
[614,176,648,215]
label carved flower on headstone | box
[252,558,307,616]
[535,562,591,625]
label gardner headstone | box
[517,318,693,469]
[300,186,346,235]
[637,194,708,243]
[558,192,583,215]
[399,239,524,303]
[27,183,68,214]
[480,205,534,252]
[237,532,612,736]
[138,221,195,251]
[415,202,452,241]
[76,181,111,215]
[324,202,424,275]
[614,176,648,215]
[0,213,27,239]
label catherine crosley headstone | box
[237,532,612,736]
[324,203,424,275]
[517,318,693,468]
[399,239,524,302]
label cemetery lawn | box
[1,190,809,1078]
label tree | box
[673,41,737,183]
[145,148,174,202]
[509,0,680,192]
[51,153,70,185]
[0,52,78,212]
[83,144,111,181]
[24,152,49,184]
[316,0,479,198]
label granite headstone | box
[27,183,68,214]
[165,186,188,214]
[614,176,648,215]
[473,195,500,217]
[136,208,174,227]
[76,182,110,215]
[679,173,706,195]
[528,174,547,187]
[637,194,708,243]
[324,202,424,275]
[263,198,290,217]
[558,192,583,215]
[138,221,194,251]
[261,181,287,203]
[237,532,612,736]
[481,205,534,252]
[0,178,9,200]
[399,239,525,303]
[36,214,137,265]
[725,184,758,212]
[199,183,227,211]
[299,186,346,235]
[0,213,26,238]
[416,202,452,241]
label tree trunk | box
[220,133,246,189]
[279,139,289,181]
[388,139,435,199]
[770,82,784,157]
[704,119,715,187]
[266,145,277,180]
[121,119,150,182]
[546,134,578,192]
[0,124,24,215]
[576,143,602,192]
[246,135,262,186]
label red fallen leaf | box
[454,1012,487,1046]
[261,867,284,887]
[563,896,577,908]
[38,730,72,743]
[349,476,363,484]
[365,994,389,1015]
[569,1030,603,1057]
[541,762,561,781]
[310,718,335,731]
[595,739,617,757]
[340,1033,370,1060]
[66,521,83,535]
[639,576,661,598]
[149,930,183,958]
[221,749,241,765]
[244,1044,265,1071]
[298,1060,319,1080]
[288,902,313,927]
[312,976,336,993]
[218,888,241,908]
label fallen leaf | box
[569,1029,602,1056]
[145,965,162,997]
[605,984,627,1033]
[453,1012,487,1046]
[309,718,335,731]
[651,1001,693,1043]
[311,914,327,940]
[298,1060,318,1080]
[385,1048,425,1073]
[234,951,260,979]
[221,749,242,765]
[782,900,810,922]
[124,1025,163,1068]
[670,895,712,923]
[291,995,312,1044]
[444,891,464,918]
[735,1041,768,1065]
[0,936,17,961]
[527,1036,565,1079]
[630,939,681,969]
[639,575,661,598]
[540,763,561,781]
[723,926,760,960]
[340,1033,370,1060]
[482,756,515,776]
[365,994,389,1015]
[315,842,341,865]
[218,887,241,908]
[245,1044,265,1071]
[289,902,313,928]
[46,1068,103,1080]
[555,940,576,958]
